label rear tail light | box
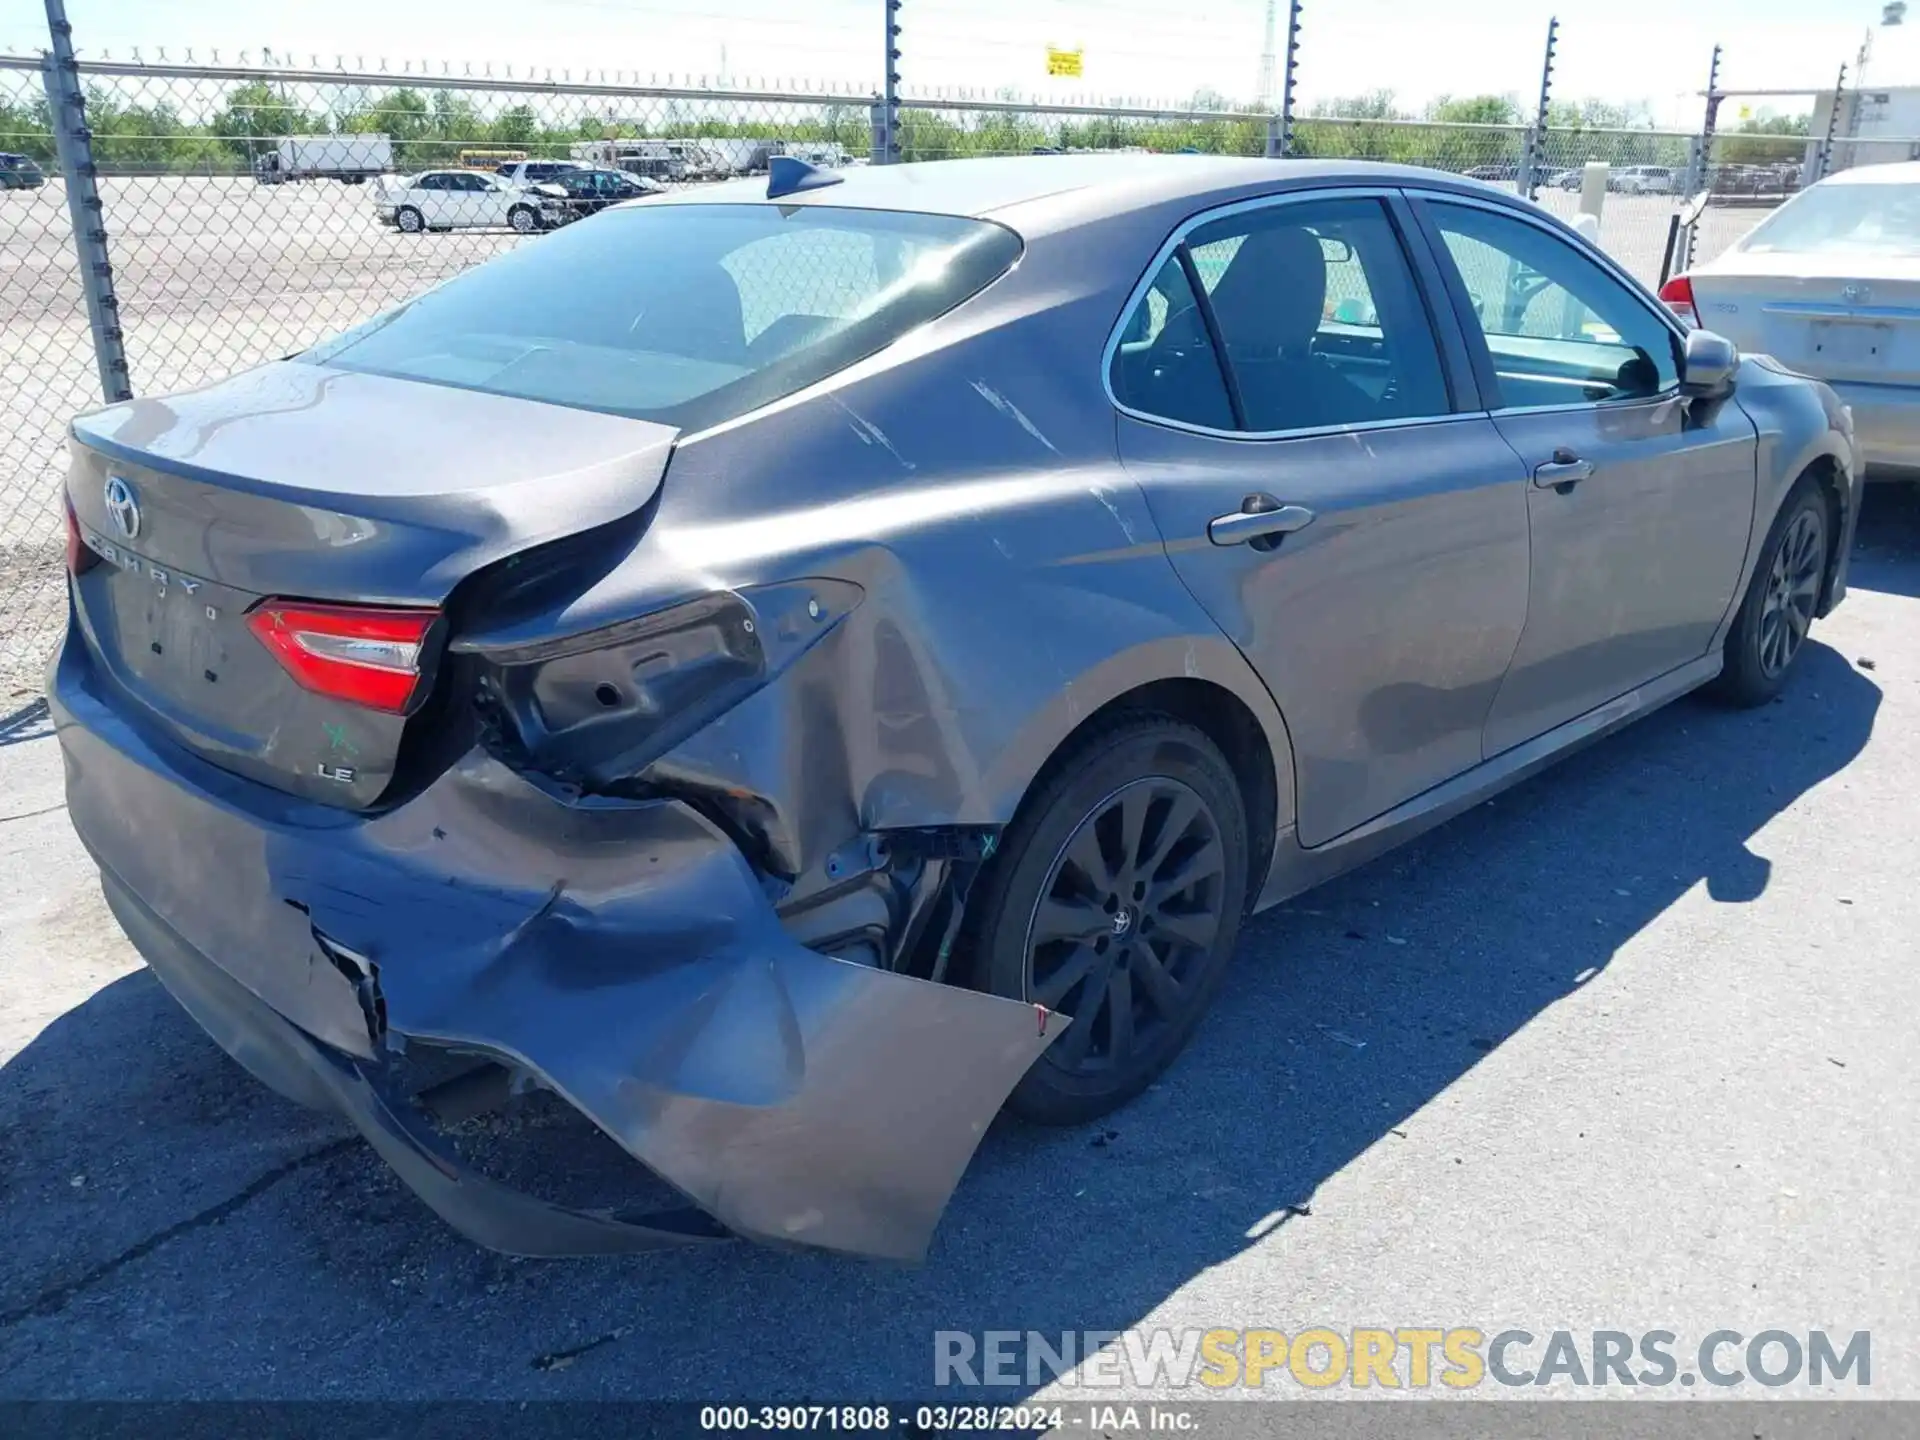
[247,601,438,713]
[64,496,99,575]
[1658,274,1698,330]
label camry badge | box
[103,475,140,540]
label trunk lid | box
[1690,254,1920,387]
[67,361,675,808]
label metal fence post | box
[1276,0,1301,156]
[40,0,130,403]
[1816,61,1848,181]
[1518,15,1558,199]
[1264,114,1282,158]
[1678,44,1722,274]
[879,0,902,163]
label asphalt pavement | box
[1,485,1917,1403]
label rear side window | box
[1185,197,1450,433]
[301,204,1021,430]
[1739,181,1920,257]
[1109,255,1236,430]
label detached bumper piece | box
[54,639,1062,1262]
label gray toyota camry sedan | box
[52,154,1860,1262]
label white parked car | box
[373,170,563,234]
[1611,165,1677,195]
[1662,161,1920,480]
[494,159,590,189]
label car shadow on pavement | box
[0,638,1883,1400]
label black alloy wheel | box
[1025,776,1227,1076]
[1712,477,1833,707]
[967,715,1249,1126]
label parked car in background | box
[0,152,45,189]
[1707,162,1803,201]
[254,135,392,185]
[1610,165,1676,195]
[496,159,590,189]
[1663,160,1920,479]
[1548,167,1587,190]
[373,169,564,233]
[54,155,1858,1265]
[1465,164,1518,183]
[568,138,690,182]
[535,167,666,224]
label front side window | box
[1425,200,1680,406]
[303,204,1021,431]
[1184,197,1450,433]
[1109,254,1236,430]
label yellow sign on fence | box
[1046,47,1084,78]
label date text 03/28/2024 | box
[696,1405,1196,1432]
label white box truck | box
[255,135,393,185]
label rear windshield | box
[1738,181,1920,257]
[301,202,1021,429]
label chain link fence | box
[0,43,1790,694]
[2,56,93,698]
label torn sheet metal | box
[56,652,1060,1260]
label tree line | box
[0,77,1802,176]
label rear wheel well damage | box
[743,681,1278,991]
[943,679,1278,990]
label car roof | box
[651,153,1516,232]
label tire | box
[509,205,538,234]
[395,206,423,234]
[1710,476,1832,707]
[965,714,1251,1126]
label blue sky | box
[1,0,1908,126]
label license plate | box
[1810,320,1891,367]
[86,531,233,688]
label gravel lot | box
[0,172,1773,693]
[1,483,1915,1403]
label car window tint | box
[1185,197,1449,433]
[1427,201,1680,406]
[1108,254,1236,431]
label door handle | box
[1208,497,1317,548]
[1533,448,1595,490]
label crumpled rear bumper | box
[51,635,1062,1261]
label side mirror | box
[1681,328,1738,397]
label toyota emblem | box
[103,475,140,540]
[1842,282,1871,306]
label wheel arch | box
[981,642,1297,914]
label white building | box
[1812,86,1920,168]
